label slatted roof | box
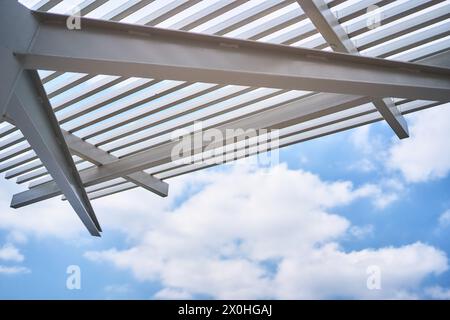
[1,0,449,236]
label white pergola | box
[1,0,449,236]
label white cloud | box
[348,125,387,173]
[372,192,399,209]
[388,104,450,183]
[274,242,446,299]
[350,125,375,155]
[0,187,85,239]
[438,210,450,229]
[85,164,448,299]
[353,183,398,209]
[0,243,24,262]
[0,265,30,275]
[347,104,450,210]
[347,125,402,207]
[0,173,191,240]
[0,242,30,277]
[425,286,450,300]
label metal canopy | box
[1,0,449,236]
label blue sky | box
[1,103,450,299]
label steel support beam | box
[14,9,450,101]
[0,1,101,236]
[9,43,450,208]
[4,71,101,237]
[296,0,409,139]
[62,130,169,197]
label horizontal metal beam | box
[11,48,450,207]
[296,0,409,139]
[62,130,168,197]
[15,10,450,101]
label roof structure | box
[1,0,449,236]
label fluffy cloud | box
[347,104,450,212]
[85,164,448,299]
[348,125,386,173]
[0,243,24,262]
[350,125,383,156]
[0,187,85,239]
[0,173,186,239]
[0,234,30,276]
[0,242,30,276]
[438,210,450,229]
[274,242,446,299]
[388,104,450,183]
[350,105,450,185]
